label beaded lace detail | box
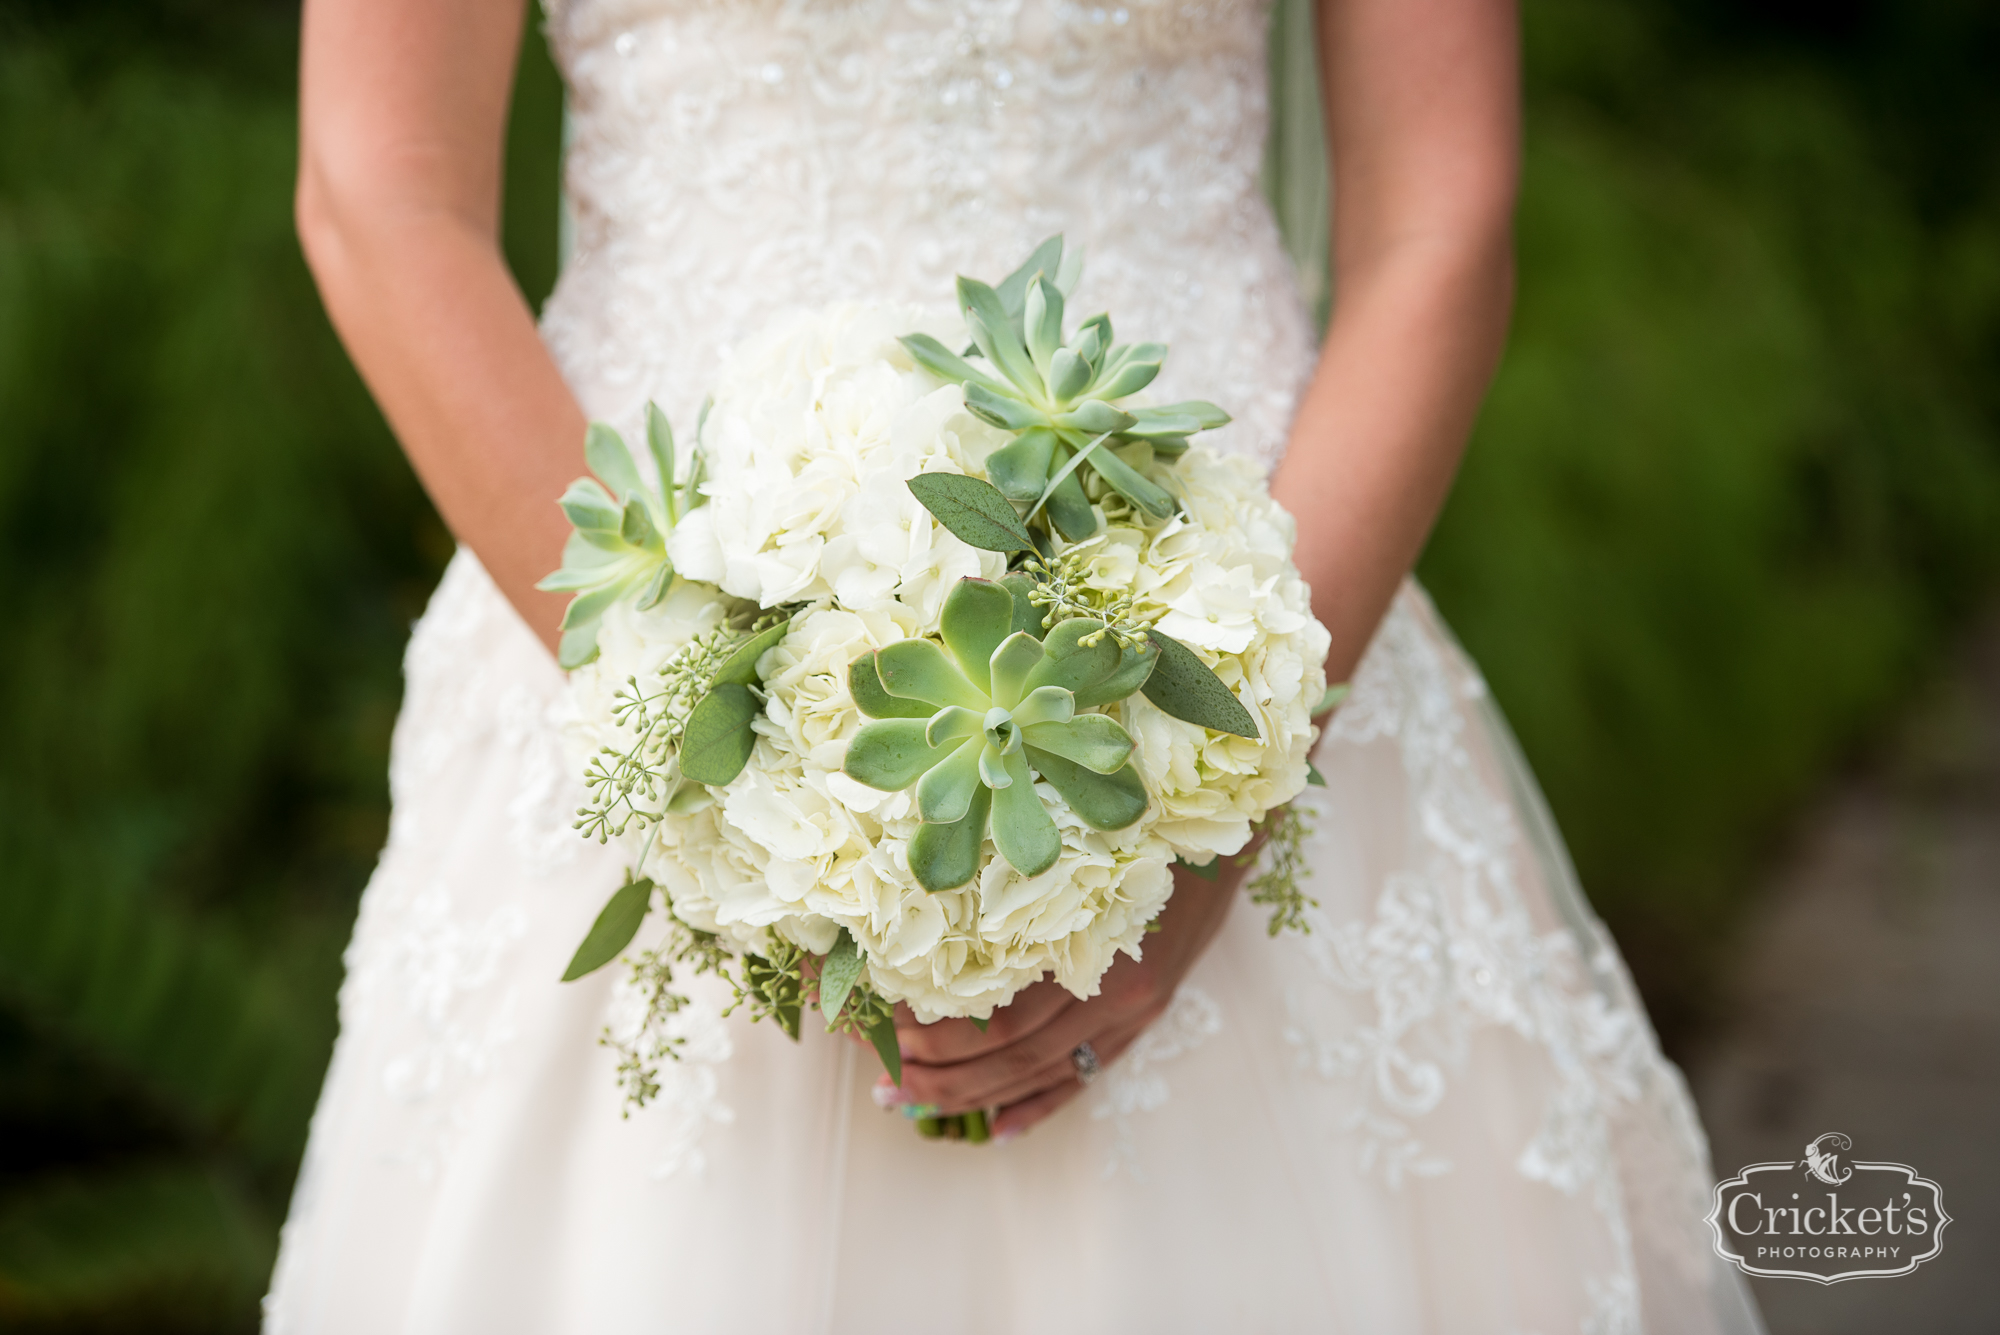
[1280,587,1704,1334]
[1090,983,1223,1180]
[536,0,1319,465]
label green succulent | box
[842,575,1157,892]
[897,236,1231,542]
[538,402,705,668]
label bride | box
[272,0,1764,1330]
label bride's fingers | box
[892,978,1073,1066]
[893,1001,1097,1112]
[986,1025,1145,1139]
[902,998,1158,1114]
[961,1009,1160,1116]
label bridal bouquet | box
[545,239,1334,1139]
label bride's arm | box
[298,0,578,655]
[1271,0,1520,682]
[886,0,1519,1136]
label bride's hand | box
[869,842,1263,1140]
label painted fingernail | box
[899,1102,941,1120]
[870,1083,902,1111]
[994,1128,1019,1144]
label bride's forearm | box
[297,198,580,652]
[1275,0,1519,684]
[1270,234,1514,682]
[298,0,580,655]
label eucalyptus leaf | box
[1306,761,1327,787]
[1141,631,1261,739]
[665,782,714,814]
[1175,855,1221,882]
[711,617,791,687]
[905,473,1034,553]
[867,1012,903,1085]
[561,875,653,982]
[818,928,865,1030]
[677,682,761,785]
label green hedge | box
[1423,1,2000,1030]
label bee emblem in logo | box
[1804,1132,1854,1186]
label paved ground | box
[1686,612,2000,1334]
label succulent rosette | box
[545,240,1332,1134]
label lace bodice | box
[538,0,1317,467]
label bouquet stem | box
[914,1109,991,1143]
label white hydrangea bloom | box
[568,303,1328,1022]
[665,302,1011,616]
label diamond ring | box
[1071,1040,1102,1086]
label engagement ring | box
[1071,1041,1102,1086]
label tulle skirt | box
[263,551,1763,1335]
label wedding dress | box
[264,0,1766,1330]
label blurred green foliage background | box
[0,0,1994,1327]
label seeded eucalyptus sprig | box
[571,613,792,843]
[898,237,1231,542]
[564,875,905,1111]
